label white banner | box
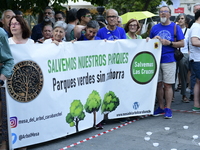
[5,39,161,149]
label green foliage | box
[85,0,173,15]
[84,90,102,113]
[66,100,85,129]
[66,113,74,124]
[78,112,86,120]
[101,91,120,114]
[0,0,75,15]
[70,100,84,117]
[69,122,75,127]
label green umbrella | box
[120,11,156,24]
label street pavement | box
[25,91,200,150]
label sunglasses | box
[84,15,92,18]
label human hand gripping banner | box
[5,39,161,149]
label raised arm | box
[73,25,86,40]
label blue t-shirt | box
[150,22,184,63]
[97,26,126,40]
[78,34,101,41]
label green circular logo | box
[130,52,157,84]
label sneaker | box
[192,107,200,111]
[95,123,103,130]
[164,108,172,119]
[153,107,164,116]
[119,118,128,123]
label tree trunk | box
[75,118,79,132]
[103,113,109,121]
[143,0,152,11]
[93,111,96,127]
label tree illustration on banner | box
[84,90,102,127]
[101,91,120,120]
[66,100,85,132]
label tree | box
[101,91,120,120]
[66,100,85,132]
[0,0,73,15]
[85,0,173,15]
[84,90,101,127]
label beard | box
[44,17,55,24]
[160,17,167,23]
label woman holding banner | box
[73,20,103,129]
[43,20,67,45]
[124,19,142,39]
[73,20,101,41]
[6,15,32,150]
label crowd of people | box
[1,2,200,149]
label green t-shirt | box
[126,33,142,39]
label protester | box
[150,6,184,119]
[8,16,34,44]
[8,16,34,150]
[6,16,33,149]
[74,20,103,129]
[97,9,126,40]
[37,24,53,43]
[116,16,123,27]
[31,6,55,42]
[74,20,101,40]
[1,9,15,37]
[188,9,200,111]
[70,8,92,40]
[55,11,66,22]
[124,18,142,39]
[188,3,200,28]
[176,13,190,103]
[187,3,200,101]
[43,21,67,44]
[66,8,78,41]
[0,27,14,150]
[96,9,127,123]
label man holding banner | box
[150,6,184,119]
[97,9,126,40]
[0,27,14,150]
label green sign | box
[130,52,157,84]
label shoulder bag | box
[174,24,184,61]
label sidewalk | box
[27,91,200,150]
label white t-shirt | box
[188,23,200,61]
[181,27,190,54]
[8,38,34,44]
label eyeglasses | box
[44,12,52,15]
[159,10,169,14]
[10,22,20,26]
[84,15,92,18]
[179,18,184,20]
[107,16,118,19]
[118,21,121,23]
[129,24,137,27]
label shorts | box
[158,62,176,84]
[191,62,200,80]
